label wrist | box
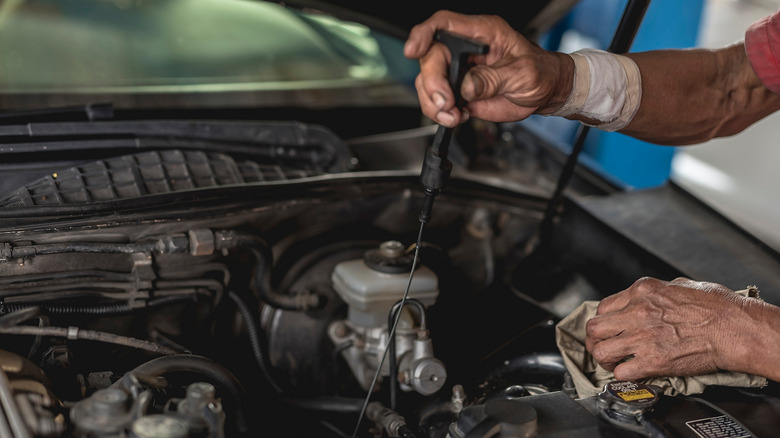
[719,297,780,380]
[541,49,643,132]
[536,52,575,115]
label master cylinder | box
[329,241,446,395]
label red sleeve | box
[745,9,780,95]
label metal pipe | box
[387,298,427,409]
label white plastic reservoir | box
[331,259,439,328]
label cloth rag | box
[555,288,767,399]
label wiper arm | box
[0,103,113,125]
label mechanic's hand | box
[585,277,764,380]
[404,11,574,127]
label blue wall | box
[535,0,706,188]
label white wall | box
[671,0,780,252]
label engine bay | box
[0,167,777,438]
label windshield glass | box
[0,0,419,107]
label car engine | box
[0,120,777,438]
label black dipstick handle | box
[436,30,490,108]
[419,31,489,223]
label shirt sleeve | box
[745,9,780,95]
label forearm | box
[590,44,780,145]
[723,299,780,382]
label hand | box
[403,11,574,127]
[585,277,766,380]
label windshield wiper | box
[0,103,114,125]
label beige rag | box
[555,288,767,399]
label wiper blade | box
[0,103,114,125]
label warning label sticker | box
[686,415,752,438]
[616,389,654,401]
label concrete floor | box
[671,0,780,252]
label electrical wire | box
[351,222,425,438]
[0,325,178,355]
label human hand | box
[403,11,574,127]
[585,277,766,380]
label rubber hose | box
[227,291,283,394]
[112,354,249,433]
[215,231,322,311]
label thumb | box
[461,67,499,102]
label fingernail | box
[465,74,483,99]
[437,111,455,126]
[403,40,416,56]
[433,92,446,109]
[460,109,470,123]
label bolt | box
[91,389,128,415]
[186,382,216,402]
[452,385,466,402]
[332,321,349,338]
[379,241,405,258]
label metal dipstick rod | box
[351,31,488,438]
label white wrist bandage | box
[551,49,642,132]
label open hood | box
[274,0,580,39]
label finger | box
[415,73,446,123]
[461,62,540,102]
[613,357,651,381]
[460,108,470,123]
[585,313,632,354]
[417,46,467,126]
[669,276,693,285]
[418,44,454,107]
[597,276,665,316]
[414,72,461,127]
[404,10,486,59]
[590,333,640,372]
[596,289,632,316]
[464,98,534,123]
[461,68,492,103]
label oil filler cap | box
[597,380,659,421]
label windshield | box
[0,0,419,108]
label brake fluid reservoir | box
[331,241,439,328]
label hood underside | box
[276,0,580,39]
